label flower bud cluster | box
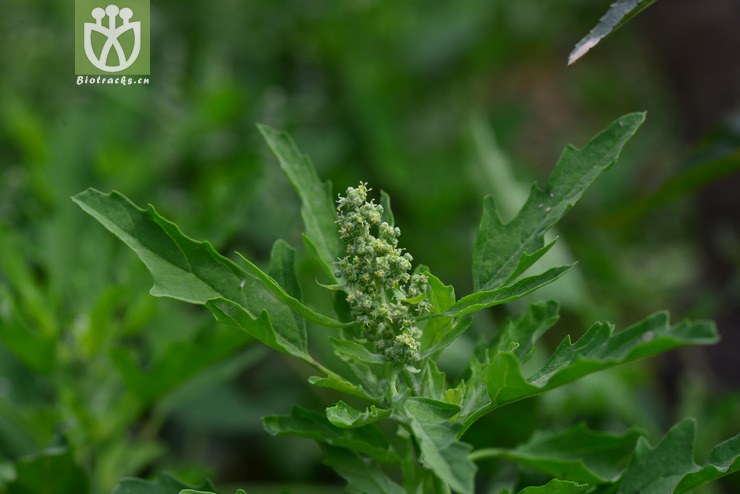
[335,183,430,364]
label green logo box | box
[75,0,150,75]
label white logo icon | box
[84,4,141,72]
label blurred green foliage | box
[0,0,738,493]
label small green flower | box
[336,183,430,364]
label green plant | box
[74,114,739,494]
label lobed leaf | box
[471,423,642,483]
[493,300,561,362]
[308,374,376,401]
[263,405,397,463]
[568,0,658,65]
[444,266,572,318]
[419,272,462,358]
[404,398,477,494]
[419,360,448,402]
[517,479,589,494]
[236,245,349,329]
[330,338,385,364]
[321,444,405,494]
[180,490,246,494]
[257,124,341,278]
[592,419,740,494]
[111,473,216,494]
[472,113,645,292]
[73,189,312,363]
[74,190,249,304]
[488,312,717,410]
[326,401,391,428]
[206,298,310,362]
[459,312,717,434]
[675,432,740,493]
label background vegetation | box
[0,0,738,492]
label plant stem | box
[468,447,505,462]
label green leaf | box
[601,419,740,494]
[569,0,658,65]
[404,398,477,494]
[326,401,391,428]
[487,312,717,411]
[419,272,461,358]
[236,243,349,329]
[321,444,405,494]
[470,423,642,483]
[257,124,341,276]
[380,190,395,226]
[111,473,216,494]
[675,432,740,493]
[206,298,310,362]
[444,266,571,318]
[263,406,396,463]
[74,189,245,304]
[419,360,448,402]
[457,355,490,420]
[517,479,589,494]
[308,374,376,401]
[493,300,561,362]
[472,113,645,292]
[73,189,312,362]
[330,338,385,364]
[4,447,89,494]
[179,489,247,494]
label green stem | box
[469,447,505,462]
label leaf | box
[600,419,740,494]
[569,0,658,66]
[493,300,561,362]
[330,338,385,364]
[457,355,490,420]
[675,432,740,493]
[472,113,645,292]
[74,189,245,304]
[263,406,396,463]
[380,190,395,226]
[236,243,349,329]
[486,312,717,411]
[206,298,309,362]
[419,360,448,402]
[73,189,310,362]
[308,374,376,400]
[326,401,391,428]
[4,447,89,494]
[442,266,572,319]
[419,272,460,357]
[257,124,341,276]
[111,473,216,494]
[404,398,477,494]
[179,489,247,494]
[517,479,589,494]
[321,444,405,494]
[470,423,642,483]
